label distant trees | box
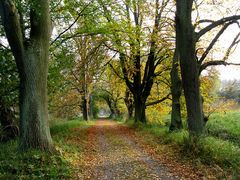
[219,80,240,103]
[48,0,107,120]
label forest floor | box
[67,119,200,179]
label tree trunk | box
[0,0,54,151]
[176,0,204,134]
[124,89,134,120]
[88,94,94,119]
[105,98,114,119]
[125,100,134,120]
[170,51,183,131]
[113,101,120,117]
[81,61,89,121]
[82,97,88,121]
[19,44,53,151]
[134,95,146,123]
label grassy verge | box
[206,112,240,146]
[0,119,94,178]
[126,114,240,178]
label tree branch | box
[198,22,232,64]
[196,15,240,40]
[146,93,171,106]
[108,63,124,80]
[50,0,94,45]
[0,42,10,50]
[0,0,24,69]
[119,53,134,92]
[200,61,240,73]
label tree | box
[175,0,240,134]
[219,80,240,103]
[169,50,183,131]
[48,0,106,120]
[0,0,53,151]
[95,62,125,119]
[99,0,172,123]
[124,88,134,120]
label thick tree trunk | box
[176,0,204,134]
[0,0,54,151]
[170,51,183,131]
[19,45,53,151]
[134,95,146,123]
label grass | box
[206,111,240,145]
[0,141,71,179]
[127,120,188,145]
[126,112,240,178]
[0,118,94,178]
[199,136,240,167]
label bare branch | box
[108,63,124,80]
[50,0,94,45]
[200,61,240,73]
[198,22,232,64]
[223,32,240,61]
[0,42,10,50]
[196,15,240,40]
[146,93,171,106]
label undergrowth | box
[0,119,94,178]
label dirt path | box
[79,120,180,179]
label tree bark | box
[169,51,183,131]
[19,47,53,150]
[176,0,204,134]
[88,94,94,119]
[81,65,89,121]
[0,0,54,151]
[133,95,146,123]
[82,97,88,121]
[124,89,134,120]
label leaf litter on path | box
[77,120,182,179]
